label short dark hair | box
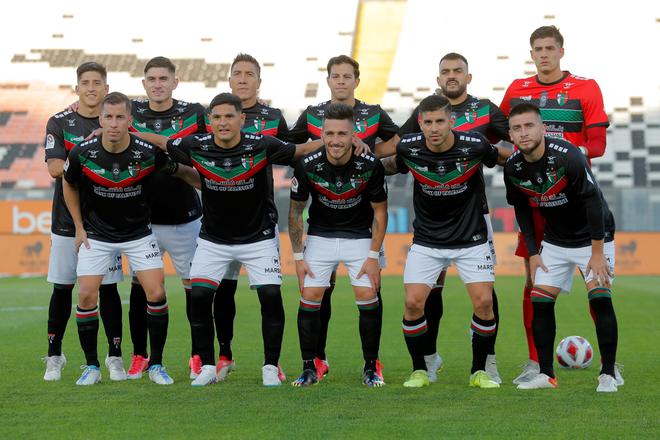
[231,53,261,78]
[439,52,468,69]
[418,94,452,116]
[529,25,564,48]
[327,55,360,79]
[143,56,176,75]
[509,102,541,119]
[323,102,354,124]
[101,91,132,114]
[208,93,243,113]
[77,62,107,81]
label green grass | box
[1,275,659,439]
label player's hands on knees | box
[352,135,371,156]
[529,254,547,285]
[586,252,612,288]
[358,258,381,293]
[74,229,90,253]
[295,260,314,293]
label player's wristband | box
[293,252,304,261]
[368,250,380,259]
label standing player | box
[63,92,184,385]
[499,26,618,384]
[126,57,206,380]
[43,62,125,382]
[381,95,510,388]
[398,53,509,383]
[504,103,619,392]
[288,55,398,379]
[210,53,293,380]
[288,103,388,387]
[161,93,318,386]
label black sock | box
[423,286,444,356]
[76,306,100,367]
[317,283,334,360]
[298,297,322,364]
[214,279,238,359]
[588,288,618,376]
[357,297,381,364]
[184,287,196,356]
[129,282,148,357]
[470,314,497,373]
[257,285,285,366]
[190,283,216,365]
[402,316,429,371]
[489,288,500,356]
[99,283,122,357]
[531,287,557,378]
[47,284,73,356]
[146,299,169,367]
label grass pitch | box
[0,275,659,439]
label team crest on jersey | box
[172,117,183,131]
[456,158,469,174]
[254,118,266,133]
[539,91,548,107]
[128,161,141,178]
[546,166,558,184]
[355,119,366,133]
[350,176,364,189]
[112,163,121,180]
[465,110,477,124]
[556,91,568,106]
[240,155,254,170]
[223,158,233,171]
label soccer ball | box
[556,336,594,369]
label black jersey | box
[63,135,166,243]
[130,99,204,225]
[395,131,499,249]
[504,137,615,253]
[167,133,296,245]
[291,149,387,239]
[399,94,509,143]
[242,102,291,140]
[289,100,398,147]
[44,110,100,237]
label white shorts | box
[47,233,123,285]
[151,219,201,279]
[484,214,497,265]
[77,234,163,277]
[304,236,374,288]
[403,242,495,286]
[190,237,282,287]
[535,240,616,293]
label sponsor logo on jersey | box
[67,118,76,127]
[89,150,98,159]
[137,107,146,114]
[354,161,364,170]
[315,162,324,172]
[46,134,55,149]
[335,178,343,188]
[409,147,420,156]
[539,91,548,107]
[563,82,574,89]
[112,163,120,180]
[223,158,233,171]
[522,81,532,88]
[436,163,447,176]
[172,138,182,146]
[153,120,163,131]
[291,176,299,193]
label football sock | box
[214,279,238,359]
[423,285,444,356]
[146,299,169,367]
[531,287,558,378]
[184,287,195,356]
[298,297,322,362]
[402,316,429,371]
[257,285,285,366]
[470,314,497,373]
[76,305,100,367]
[190,280,218,365]
[489,288,500,356]
[523,285,538,362]
[357,297,381,363]
[99,283,122,357]
[47,283,73,356]
[588,287,618,376]
[317,282,334,360]
[129,282,148,357]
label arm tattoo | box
[380,156,399,175]
[288,199,307,252]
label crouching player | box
[288,103,388,387]
[504,103,619,392]
[63,92,186,385]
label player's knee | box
[404,295,425,316]
[472,295,493,317]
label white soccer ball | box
[556,336,594,369]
